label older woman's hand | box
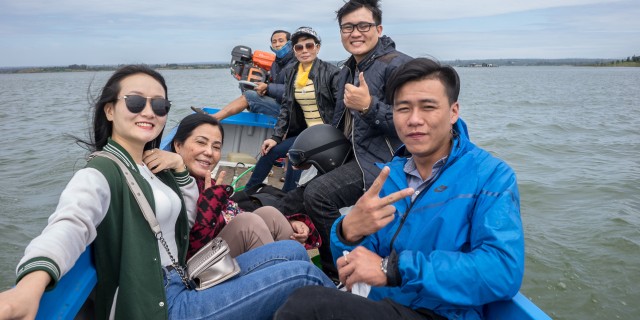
[143,148,186,174]
[290,220,310,244]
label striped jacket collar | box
[102,138,140,173]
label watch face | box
[381,257,389,274]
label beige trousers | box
[217,206,295,257]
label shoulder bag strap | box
[91,151,161,234]
[91,151,193,289]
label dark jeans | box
[303,160,364,278]
[274,286,445,320]
[246,136,302,192]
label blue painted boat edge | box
[485,292,552,319]
[37,247,97,320]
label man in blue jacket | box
[275,58,525,320]
[208,30,296,121]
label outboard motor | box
[229,45,275,92]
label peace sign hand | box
[341,166,414,242]
[204,170,226,189]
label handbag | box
[91,151,240,290]
[186,237,240,290]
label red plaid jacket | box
[187,178,321,259]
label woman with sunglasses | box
[246,26,340,193]
[143,113,322,257]
[0,65,334,320]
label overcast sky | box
[1,0,638,67]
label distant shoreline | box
[1,59,638,74]
[0,63,228,74]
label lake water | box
[1,67,638,319]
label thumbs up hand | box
[344,72,372,113]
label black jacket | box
[332,36,413,188]
[272,58,340,142]
[267,50,297,104]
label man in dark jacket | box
[211,30,297,121]
[303,0,412,281]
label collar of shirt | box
[404,156,448,201]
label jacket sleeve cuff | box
[173,169,194,187]
[335,219,365,246]
[271,136,283,144]
[16,257,60,291]
[385,249,401,287]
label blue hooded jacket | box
[331,119,525,320]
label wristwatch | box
[360,104,370,114]
[380,256,389,275]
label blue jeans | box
[246,136,302,192]
[244,90,280,118]
[164,240,335,320]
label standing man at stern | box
[276,58,525,320]
[302,0,412,281]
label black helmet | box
[288,124,352,174]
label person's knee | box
[253,206,281,221]
[243,90,259,101]
[242,90,260,110]
[274,286,337,319]
[303,178,323,205]
[230,213,268,232]
[270,240,308,260]
[303,177,334,214]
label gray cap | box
[291,26,321,44]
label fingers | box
[261,140,275,155]
[380,187,415,207]
[364,166,390,198]
[215,170,226,185]
[204,169,212,189]
[358,72,367,88]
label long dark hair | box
[76,64,168,152]
[170,113,224,152]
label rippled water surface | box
[1,67,638,319]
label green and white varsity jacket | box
[16,139,198,319]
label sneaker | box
[191,106,207,114]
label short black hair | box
[272,30,291,41]
[386,58,460,105]
[336,0,382,25]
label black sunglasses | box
[118,95,171,116]
[294,42,317,53]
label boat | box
[36,108,552,319]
